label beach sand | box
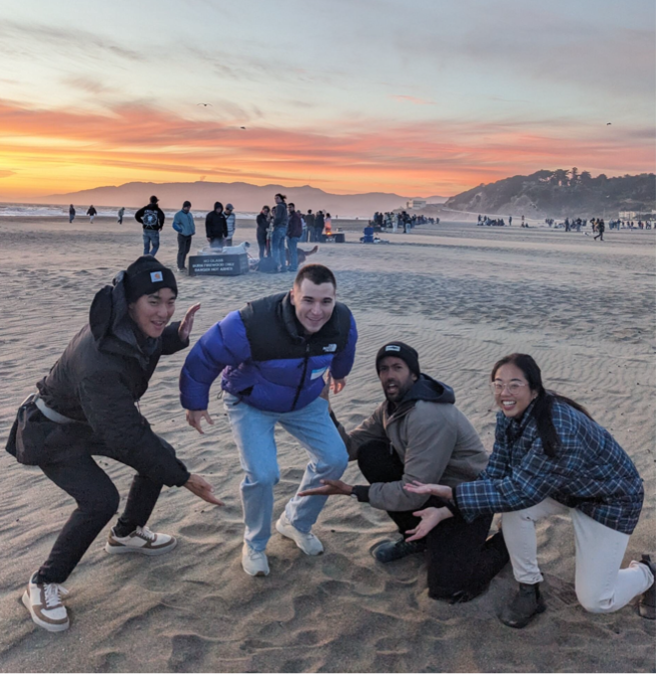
[0,217,655,672]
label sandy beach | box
[0,217,655,672]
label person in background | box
[224,204,236,246]
[313,210,325,243]
[86,205,97,224]
[6,256,222,633]
[117,207,125,225]
[205,202,227,249]
[135,196,166,256]
[304,209,315,243]
[286,202,303,271]
[271,193,289,273]
[68,205,76,224]
[256,206,270,259]
[404,353,655,627]
[172,200,195,271]
[324,213,332,236]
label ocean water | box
[0,202,257,220]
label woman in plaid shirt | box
[404,353,655,628]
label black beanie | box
[376,342,420,377]
[124,256,178,303]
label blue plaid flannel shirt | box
[454,399,644,534]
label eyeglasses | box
[490,381,528,394]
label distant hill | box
[41,182,446,217]
[444,170,656,218]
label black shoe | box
[373,537,426,564]
[498,583,546,628]
[639,554,656,620]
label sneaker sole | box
[104,539,177,556]
[22,591,70,633]
[275,520,323,556]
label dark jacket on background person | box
[272,202,288,229]
[314,212,325,231]
[287,211,303,238]
[333,375,489,512]
[256,212,269,235]
[304,212,315,230]
[180,292,358,414]
[205,203,228,240]
[6,273,190,488]
[135,203,165,231]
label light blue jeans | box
[223,393,348,551]
[142,229,160,256]
[271,227,287,271]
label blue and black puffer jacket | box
[180,292,358,413]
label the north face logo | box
[322,344,337,353]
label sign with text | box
[188,253,249,277]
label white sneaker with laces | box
[242,543,270,576]
[22,572,70,633]
[276,512,324,555]
[104,525,177,556]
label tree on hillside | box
[579,170,592,183]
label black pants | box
[177,234,192,269]
[357,440,509,600]
[37,453,162,584]
[256,230,268,258]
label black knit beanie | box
[124,256,178,303]
[376,342,420,377]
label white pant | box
[502,497,653,614]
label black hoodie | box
[8,272,190,486]
[205,202,228,239]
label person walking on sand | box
[135,195,165,256]
[68,204,76,223]
[205,201,228,249]
[271,193,289,273]
[304,209,315,243]
[180,264,358,577]
[117,207,125,225]
[86,205,97,224]
[5,256,223,633]
[594,219,605,242]
[224,203,236,246]
[403,353,655,627]
[172,200,195,271]
[300,342,509,602]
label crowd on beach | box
[370,211,440,233]
[69,195,335,274]
[5,208,656,635]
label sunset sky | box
[0,0,655,200]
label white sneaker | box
[242,543,270,576]
[104,525,177,556]
[22,572,70,633]
[275,513,324,555]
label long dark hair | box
[491,353,592,458]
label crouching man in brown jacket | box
[300,342,509,602]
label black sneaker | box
[498,582,546,628]
[638,554,655,620]
[373,537,426,564]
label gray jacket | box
[334,375,489,512]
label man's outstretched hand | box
[178,303,202,342]
[298,479,352,497]
[184,473,224,506]
[186,409,214,434]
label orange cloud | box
[0,99,654,200]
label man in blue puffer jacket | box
[180,264,358,576]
